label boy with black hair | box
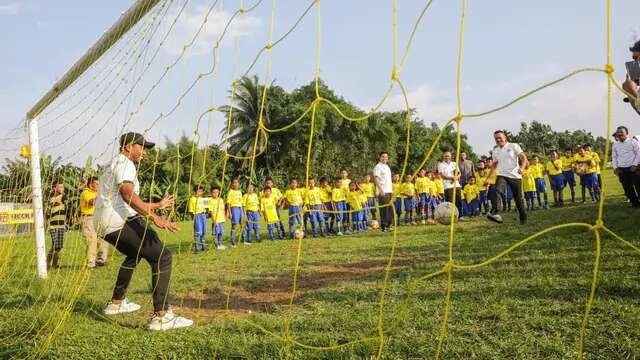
[282,178,304,239]
[209,186,226,250]
[188,184,208,253]
[242,184,259,244]
[226,178,243,247]
[561,149,577,203]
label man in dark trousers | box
[612,126,640,207]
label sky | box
[0,0,639,167]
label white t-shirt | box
[94,153,140,235]
[437,161,460,189]
[372,162,392,194]
[492,142,524,179]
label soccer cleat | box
[486,213,503,224]
[104,298,141,315]
[337,231,343,236]
[148,308,193,331]
[216,245,226,250]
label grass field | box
[1,172,639,359]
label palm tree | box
[218,76,270,160]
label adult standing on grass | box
[612,126,640,207]
[373,151,393,232]
[485,130,528,225]
[458,152,475,189]
[80,176,109,269]
[94,132,192,331]
[438,151,464,220]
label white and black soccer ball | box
[434,202,459,225]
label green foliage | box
[507,121,607,158]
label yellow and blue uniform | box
[331,186,347,232]
[361,182,376,220]
[188,195,209,251]
[242,193,260,243]
[401,182,416,223]
[320,185,334,231]
[261,186,285,233]
[415,176,431,220]
[574,153,600,199]
[532,163,547,194]
[561,155,576,188]
[522,167,537,209]
[475,172,489,213]
[434,178,445,197]
[462,183,480,215]
[226,189,243,246]
[392,182,403,220]
[347,190,365,231]
[260,196,283,240]
[284,188,304,239]
[305,187,325,236]
[209,197,226,246]
[545,160,564,192]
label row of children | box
[187,172,385,252]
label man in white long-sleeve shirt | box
[612,126,640,207]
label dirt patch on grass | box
[173,258,411,323]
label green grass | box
[1,171,639,359]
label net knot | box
[592,219,604,230]
[604,64,615,74]
[265,43,273,50]
[239,8,246,14]
[454,114,463,123]
[391,68,399,81]
[443,260,454,273]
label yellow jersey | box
[340,178,351,191]
[359,193,368,206]
[304,187,323,206]
[428,179,438,196]
[209,197,226,224]
[415,176,429,194]
[331,186,346,202]
[79,188,98,216]
[361,182,375,198]
[462,184,479,202]
[522,168,536,193]
[320,185,332,202]
[434,178,445,194]
[260,187,283,202]
[226,189,243,208]
[188,196,209,214]
[401,182,416,198]
[260,196,279,223]
[588,151,601,174]
[545,160,563,176]
[561,155,574,172]
[486,170,497,185]
[284,188,304,207]
[347,190,364,210]
[574,153,595,174]
[242,193,259,212]
[531,163,545,179]
[475,172,489,191]
[392,182,401,199]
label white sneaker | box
[148,308,193,331]
[104,298,141,315]
[216,245,226,250]
[486,213,504,224]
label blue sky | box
[1,0,638,165]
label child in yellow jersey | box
[188,185,208,252]
[522,165,537,211]
[347,181,365,232]
[462,176,480,216]
[226,178,243,247]
[209,186,226,249]
[391,174,402,224]
[304,178,325,237]
[339,168,351,191]
[361,175,376,224]
[415,169,430,224]
[262,177,285,237]
[319,177,334,235]
[574,146,599,202]
[427,171,439,220]
[561,149,577,203]
[475,166,489,214]
[530,155,548,209]
[583,143,602,200]
[434,173,445,200]
[545,150,565,207]
[401,174,417,225]
[281,178,304,239]
[260,187,283,240]
[332,178,347,235]
[242,184,260,243]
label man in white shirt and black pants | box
[438,151,464,219]
[612,126,640,207]
[485,130,528,224]
[95,132,192,330]
[373,152,393,232]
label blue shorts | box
[308,205,323,223]
[535,178,547,193]
[230,207,243,225]
[403,198,415,211]
[479,191,487,203]
[334,201,346,222]
[549,174,564,191]
[581,173,598,188]
[323,202,333,219]
[212,222,225,236]
[193,213,207,237]
[351,210,363,223]
[418,193,430,208]
[367,198,376,208]
[245,210,260,228]
[394,198,403,214]
[525,191,537,200]
[563,171,576,187]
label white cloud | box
[0,2,19,15]
[379,84,458,123]
[163,5,262,56]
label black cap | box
[119,132,155,149]
[630,40,640,53]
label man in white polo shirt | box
[612,126,640,206]
[438,151,464,219]
[95,132,192,330]
[485,130,528,224]
[373,151,393,231]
